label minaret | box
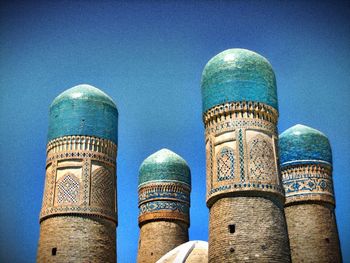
[201,49,291,262]
[279,124,342,262]
[137,149,191,263]
[37,84,118,262]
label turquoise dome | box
[279,124,332,167]
[201,48,278,113]
[138,149,191,186]
[48,84,118,143]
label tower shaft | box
[282,164,342,262]
[37,135,117,262]
[137,221,189,263]
[38,216,115,262]
[209,197,290,262]
[137,180,190,263]
[204,101,291,263]
[279,124,342,262]
[137,149,191,263]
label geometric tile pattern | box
[91,167,114,211]
[138,184,190,205]
[203,101,284,206]
[40,135,117,223]
[284,177,333,194]
[82,159,90,206]
[207,139,213,191]
[206,139,213,184]
[249,135,275,181]
[138,182,190,225]
[47,161,57,208]
[281,164,335,205]
[139,200,189,214]
[57,173,80,204]
[217,147,235,181]
[238,129,245,181]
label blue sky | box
[0,1,349,262]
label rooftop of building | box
[138,148,191,186]
[201,48,278,113]
[279,124,332,167]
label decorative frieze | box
[204,102,284,206]
[138,182,190,225]
[203,101,278,127]
[40,135,117,223]
[46,135,117,160]
[282,164,334,206]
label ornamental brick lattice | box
[201,48,291,262]
[137,149,191,263]
[37,84,118,263]
[280,124,342,262]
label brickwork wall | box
[209,197,291,263]
[37,216,116,263]
[285,204,341,263]
[137,221,188,263]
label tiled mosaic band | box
[204,101,284,207]
[282,164,335,206]
[138,182,190,226]
[40,135,117,223]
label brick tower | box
[201,49,291,262]
[137,149,191,263]
[279,124,342,262]
[37,84,118,262]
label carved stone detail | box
[40,135,117,223]
[248,135,277,182]
[204,101,284,207]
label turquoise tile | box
[139,149,191,186]
[279,124,332,167]
[48,84,118,144]
[201,48,278,112]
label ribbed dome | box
[138,149,191,186]
[48,84,118,143]
[279,124,332,167]
[156,241,208,263]
[201,48,277,113]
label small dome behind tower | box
[48,84,118,143]
[138,148,191,186]
[201,48,277,113]
[156,241,208,263]
[279,124,332,167]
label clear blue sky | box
[0,1,349,262]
